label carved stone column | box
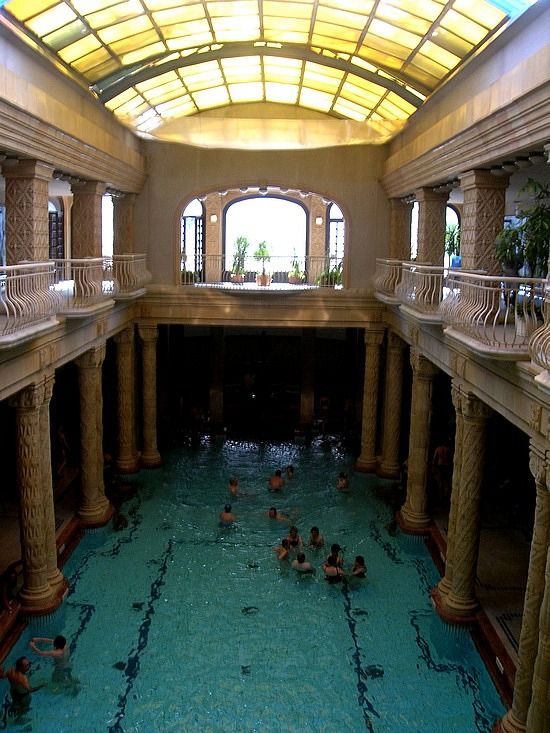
[526,538,550,732]
[76,344,111,524]
[40,371,65,594]
[113,193,136,254]
[356,330,384,472]
[379,332,406,478]
[437,380,464,599]
[114,327,139,473]
[138,324,162,468]
[71,180,107,258]
[459,170,509,274]
[399,350,437,530]
[414,187,448,265]
[389,198,413,260]
[11,382,53,609]
[300,329,315,428]
[443,392,491,617]
[1,159,54,264]
[495,444,550,733]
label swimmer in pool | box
[267,507,289,521]
[351,555,366,579]
[29,635,72,682]
[229,478,240,496]
[274,538,290,561]
[308,526,324,548]
[323,555,345,584]
[291,552,314,573]
[337,472,350,491]
[326,543,344,567]
[285,464,295,480]
[286,525,303,549]
[219,504,236,527]
[268,469,285,491]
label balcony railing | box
[181,254,343,288]
[53,258,118,313]
[395,262,446,321]
[441,271,546,356]
[0,262,61,339]
[108,254,152,297]
[373,258,403,302]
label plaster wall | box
[136,141,389,290]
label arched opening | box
[181,198,204,282]
[48,198,65,260]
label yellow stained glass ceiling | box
[0,0,537,145]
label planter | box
[256,274,271,286]
[230,273,245,284]
[288,275,304,285]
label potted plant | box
[181,255,197,284]
[518,178,550,278]
[253,241,271,286]
[495,224,524,276]
[445,223,461,267]
[316,259,343,287]
[230,235,249,284]
[288,252,305,284]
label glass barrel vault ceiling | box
[0,0,538,148]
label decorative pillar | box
[389,198,413,261]
[1,159,54,264]
[71,180,107,258]
[40,371,65,594]
[10,382,53,610]
[76,344,111,524]
[138,324,162,468]
[113,193,136,254]
[459,170,510,274]
[526,540,550,732]
[398,350,437,530]
[437,380,464,599]
[443,391,491,618]
[496,444,550,733]
[414,187,448,265]
[300,329,315,428]
[356,330,384,472]
[114,327,139,473]
[378,332,406,478]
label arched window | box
[181,198,204,279]
[327,203,345,260]
[48,199,65,260]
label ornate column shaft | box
[76,344,111,524]
[379,332,406,478]
[40,371,65,593]
[11,382,53,609]
[356,330,384,472]
[526,538,550,732]
[399,350,437,530]
[114,327,139,473]
[389,198,413,260]
[138,324,162,468]
[444,392,491,617]
[497,444,550,733]
[113,193,136,254]
[71,180,107,258]
[1,159,54,264]
[414,187,448,265]
[437,380,464,598]
[459,170,509,274]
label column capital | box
[363,329,384,347]
[1,158,55,182]
[138,323,159,342]
[76,343,106,369]
[410,349,438,379]
[460,391,492,422]
[114,325,135,346]
[459,169,510,191]
[71,180,107,196]
[414,186,449,204]
[387,330,406,352]
[42,369,56,403]
[9,381,45,411]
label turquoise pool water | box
[2,440,505,732]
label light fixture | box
[528,152,546,165]
[315,216,323,226]
[210,214,218,223]
[258,186,268,196]
[514,157,531,169]
[501,162,517,173]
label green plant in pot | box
[445,223,461,266]
[518,178,550,278]
[288,251,305,284]
[181,255,197,284]
[316,259,343,287]
[230,235,249,283]
[495,224,524,276]
[253,241,271,285]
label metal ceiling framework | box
[0,0,536,143]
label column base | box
[20,576,68,617]
[79,501,113,528]
[47,567,66,593]
[377,461,401,479]
[18,581,55,612]
[436,575,452,599]
[396,507,431,533]
[140,451,163,469]
[355,455,377,473]
[115,454,141,474]
[431,586,478,625]
[492,710,526,733]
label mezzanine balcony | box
[0,254,150,348]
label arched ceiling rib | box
[0,0,537,148]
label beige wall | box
[136,142,390,289]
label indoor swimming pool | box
[1,440,505,732]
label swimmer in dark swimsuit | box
[323,555,344,584]
[351,555,366,579]
[327,543,344,567]
[286,525,302,549]
[219,504,236,527]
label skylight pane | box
[315,6,366,29]
[4,0,58,20]
[104,87,138,110]
[58,34,102,63]
[385,91,417,115]
[383,0,443,23]
[157,94,195,114]
[333,98,368,121]
[70,46,111,72]
[377,97,411,119]
[97,15,152,44]
[265,29,309,44]
[146,85,185,105]
[228,82,264,101]
[369,19,421,50]
[207,0,258,16]
[265,82,299,104]
[180,62,224,91]
[152,5,205,26]
[193,86,230,109]
[85,1,145,30]
[27,4,78,38]
[136,71,180,92]
[263,1,312,19]
[454,0,506,26]
[263,57,302,84]
[42,19,88,51]
[441,9,490,42]
[376,4,432,35]
[222,57,262,83]
[420,40,461,70]
[299,87,334,112]
[311,34,357,54]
